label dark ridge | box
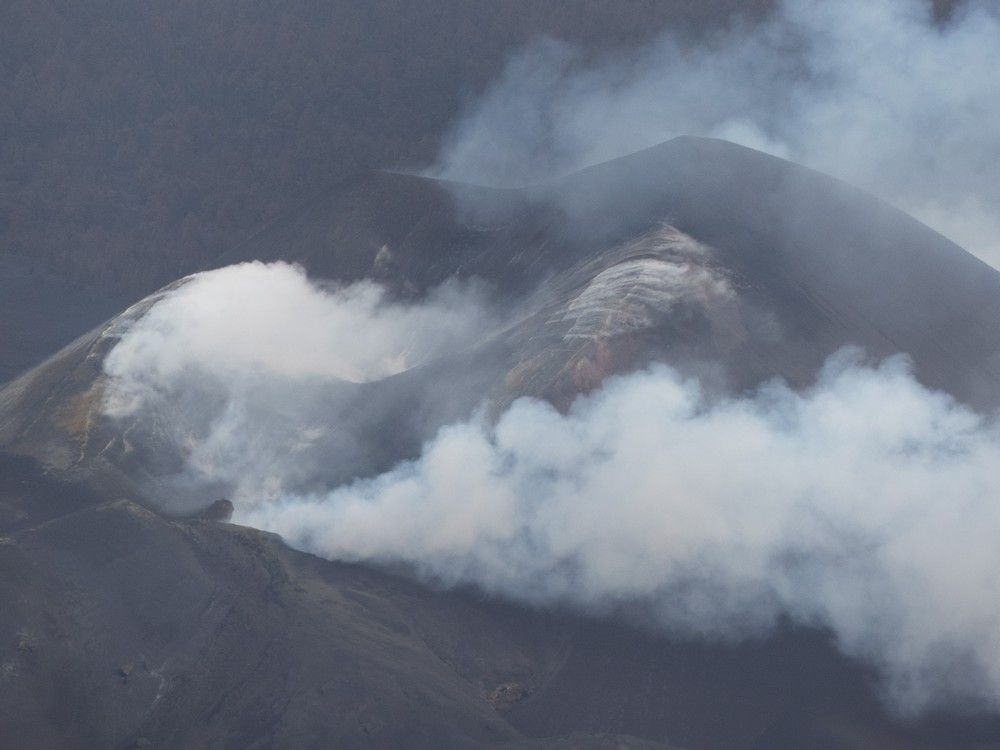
[543,136,1000,408]
[4,135,1000,749]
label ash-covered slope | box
[212,136,1000,412]
[547,136,1000,409]
[7,137,1000,481]
[3,137,1000,749]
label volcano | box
[3,138,1000,749]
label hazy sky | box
[432,0,1000,268]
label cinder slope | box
[547,136,1000,408]
[3,138,1000,748]
[4,450,997,750]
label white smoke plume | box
[104,261,492,392]
[237,352,1000,714]
[102,261,497,505]
[103,265,1000,713]
[431,0,1000,267]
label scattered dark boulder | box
[196,499,234,522]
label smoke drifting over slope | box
[243,354,1000,715]
[432,0,1000,266]
[104,261,492,390]
[102,262,496,505]
[103,264,1000,714]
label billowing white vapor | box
[432,0,1000,267]
[104,262,1000,714]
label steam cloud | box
[102,262,496,505]
[104,261,491,389]
[431,0,1000,267]
[104,263,1000,714]
[242,353,1000,714]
